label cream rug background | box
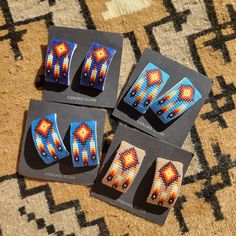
[0,0,236,235]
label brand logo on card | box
[117,199,145,213]
[66,95,97,103]
[136,120,165,136]
[44,172,76,180]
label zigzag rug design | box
[0,0,235,235]
[0,174,109,235]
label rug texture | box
[0,0,236,235]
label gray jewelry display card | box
[112,48,212,147]
[18,99,106,185]
[42,26,123,108]
[91,124,193,225]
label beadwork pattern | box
[102,141,145,193]
[147,158,183,208]
[70,120,99,168]
[31,113,69,164]
[150,77,202,123]
[45,39,77,86]
[80,42,116,91]
[123,63,169,114]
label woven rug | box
[0,0,236,235]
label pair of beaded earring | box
[31,113,99,167]
[102,141,183,209]
[123,63,202,124]
[45,39,116,91]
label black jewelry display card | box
[112,48,212,147]
[18,99,106,185]
[42,26,123,108]
[91,124,193,225]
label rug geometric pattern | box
[0,0,235,235]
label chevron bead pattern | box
[150,77,202,123]
[70,120,99,168]
[31,113,69,164]
[102,141,145,193]
[45,39,77,86]
[123,63,169,114]
[80,42,116,91]
[147,158,183,208]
